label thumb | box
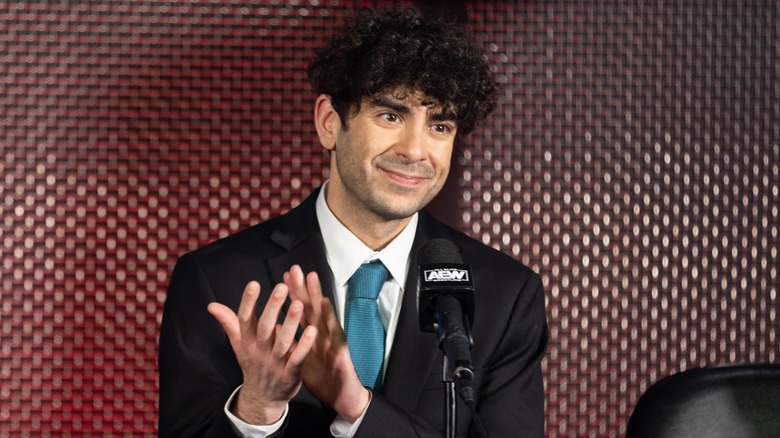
[208,302,241,343]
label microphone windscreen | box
[417,239,474,333]
[418,239,462,264]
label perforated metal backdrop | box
[1,1,778,436]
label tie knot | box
[347,261,389,300]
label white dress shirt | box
[225,183,418,437]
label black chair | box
[626,364,780,438]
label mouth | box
[380,167,428,187]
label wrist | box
[232,387,287,425]
[338,387,371,423]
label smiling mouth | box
[379,166,431,186]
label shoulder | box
[185,215,284,267]
[184,188,321,267]
[456,232,538,289]
[167,210,310,308]
[419,211,536,283]
[167,217,289,303]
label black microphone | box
[417,239,476,394]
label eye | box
[381,113,400,123]
[431,123,454,135]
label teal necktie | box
[345,261,389,390]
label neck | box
[324,186,413,251]
[338,208,412,251]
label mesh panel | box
[1,1,777,436]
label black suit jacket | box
[158,188,548,437]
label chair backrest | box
[626,364,780,438]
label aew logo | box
[424,268,470,282]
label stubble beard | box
[346,176,433,222]
[336,155,444,223]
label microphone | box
[417,239,476,394]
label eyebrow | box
[367,96,457,123]
[428,110,457,123]
[367,96,411,115]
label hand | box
[284,265,371,422]
[207,280,317,425]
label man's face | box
[325,91,457,224]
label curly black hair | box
[307,6,497,135]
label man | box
[159,6,548,437]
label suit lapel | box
[266,187,334,298]
[382,211,457,410]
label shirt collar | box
[316,182,418,289]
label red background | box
[2,1,778,436]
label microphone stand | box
[434,294,479,438]
[442,356,457,438]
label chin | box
[374,199,430,221]
[366,186,438,220]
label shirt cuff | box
[329,389,372,438]
[224,385,288,437]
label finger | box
[306,271,324,305]
[272,299,303,357]
[207,302,241,343]
[321,297,346,347]
[256,283,289,346]
[302,271,324,323]
[236,281,261,336]
[288,325,317,368]
[286,265,321,325]
[286,265,309,304]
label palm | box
[286,267,371,420]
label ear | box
[314,94,341,151]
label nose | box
[394,126,426,163]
